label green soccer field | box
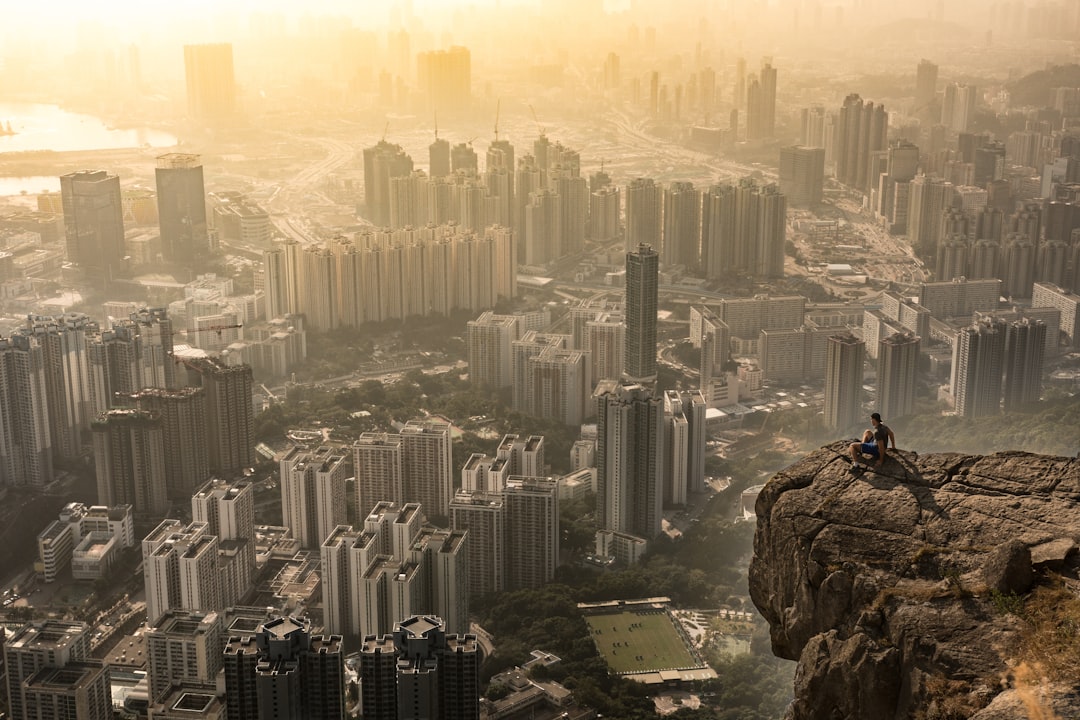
[584,609,699,674]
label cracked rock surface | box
[748,443,1080,719]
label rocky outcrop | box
[749,444,1080,719]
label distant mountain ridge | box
[1007,63,1080,107]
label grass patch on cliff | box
[1017,580,1080,683]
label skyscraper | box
[503,476,559,590]
[915,59,938,111]
[449,491,505,597]
[223,617,345,720]
[20,661,112,720]
[466,312,520,389]
[878,332,920,421]
[359,616,479,720]
[624,243,658,384]
[625,178,663,252]
[429,137,451,179]
[823,333,865,432]
[130,387,208,500]
[417,46,471,116]
[0,335,52,485]
[779,146,826,206]
[183,43,237,121]
[353,432,404,517]
[662,181,701,269]
[21,314,95,460]
[91,409,167,516]
[280,445,349,549]
[4,621,92,720]
[142,520,220,625]
[60,171,125,275]
[836,95,888,193]
[146,611,224,704]
[191,477,256,604]
[363,141,414,227]
[1002,318,1046,411]
[952,318,1007,418]
[184,358,253,476]
[595,381,664,544]
[400,420,453,519]
[156,154,209,265]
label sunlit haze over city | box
[1,1,1079,718]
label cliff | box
[749,443,1080,719]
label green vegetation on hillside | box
[1007,64,1080,107]
[894,395,1080,457]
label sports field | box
[584,609,699,674]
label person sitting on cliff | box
[849,413,896,470]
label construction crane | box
[494,99,501,142]
[529,104,545,137]
[381,120,390,143]
[433,110,439,140]
[172,324,244,339]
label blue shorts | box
[860,443,879,458]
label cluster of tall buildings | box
[0,309,250,492]
[262,225,515,332]
[451,436,560,595]
[353,419,454,520]
[320,501,468,643]
[4,621,112,720]
[627,177,788,279]
[142,477,256,625]
[58,154,210,278]
[952,315,1047,418]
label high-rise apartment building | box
[878,332,920,421]
[918,278,1001,319]
[359,616,479,720]
[625,179,663,252]
[91,409,167,516]
[156,154,209,264]
[184,43,236,121]
[449,491,505,597]
[363,141,415,227]
[511,332,591,427]
[661,182,701,268]
[1002,318,1046,411]
[417,46,471,116]
[4,621,92,720]
[779,146,826,206]
[503,476,559,590]
[715,295,806,341]
[130,387,208,500]
[429,137,451,179]
[466,312,520,389]
[907,176,955,258]
[0,334,53,488]
[703,180,785,278]
[836,95,888,193]
[952,318,1007,418]
[589,184,621,242]
[322,504,470,642]
[60,170,125,274]
[1032,282,1080,347]
[143,520,221,625]
[146,611,224,703]
[353,433,404,517]
[184,358,253,476]
[223,617,345,720]
[192,477,255,605]
[21,661,112,720]
[915,59,938,111]
[823,333,865,432]
[280,445,349,549]
[398,420,453,519]
[595,381,664,546]
[624,244,659,383]
[20,314,95,460]
[662,390,707,505]
[941,83,977,133]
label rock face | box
[749,444,1080,719]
